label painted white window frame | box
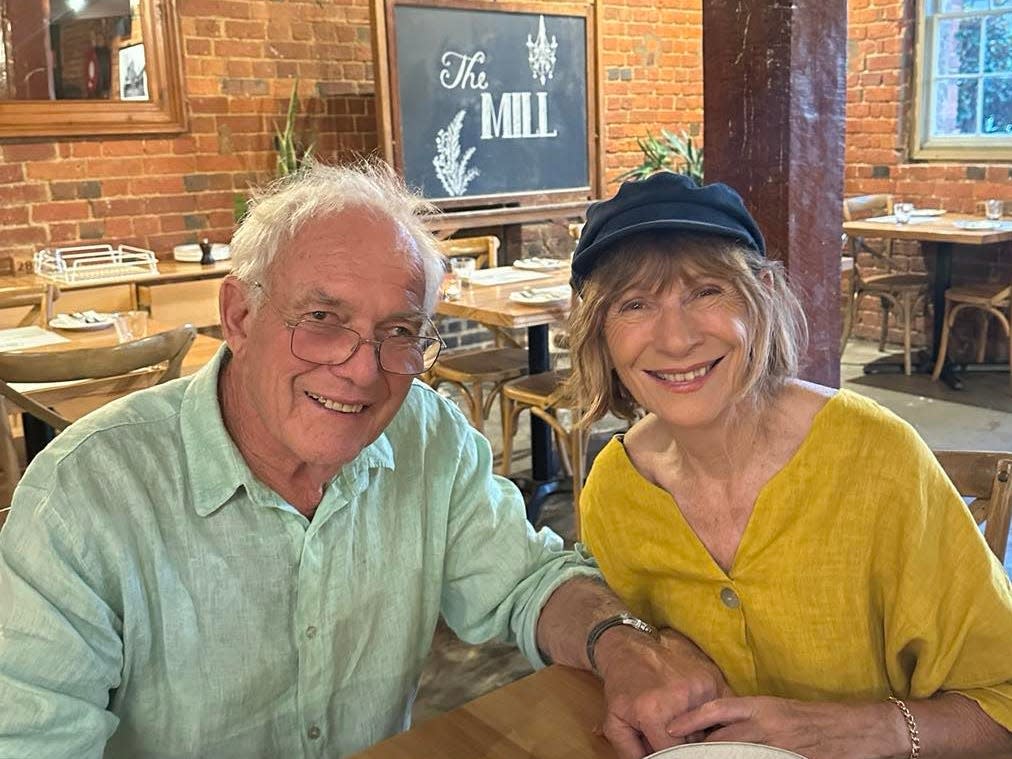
[912,0,1012,161]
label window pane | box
[984,13,1012,72]
[934,78,979,134]
[982,76,1012,132]
[937,18,982,75]
[939,0,989,9]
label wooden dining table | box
[353,665,614,759]
[840,213,1012,388]
[354,665,1012,759]
[435,266,571,511]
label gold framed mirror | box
[0,0,186,138]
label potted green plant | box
[616,128,704,185]
[234,81,316,222]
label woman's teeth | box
[306,392,364,413]
[652,363,713,383]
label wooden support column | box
[703,0,846,387]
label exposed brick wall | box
[845,0,1012,357]
[0,0,699,274]
[2,0,1008,361]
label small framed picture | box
[118,43,148,101]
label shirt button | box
[720,587,740,609]
[306,625,318,639]
[307,725,321,740]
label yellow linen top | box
[581,389,1012,729]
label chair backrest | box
[438,236,501,270]
[843,194,894,222]
[0,324,197,433]
[0,285,54,328]
[934,449,1012,563]
[842,194,897,270]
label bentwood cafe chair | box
[425,236,529,433]
[0,325,197,505]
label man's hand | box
[594,628,733,759]
[663,696,906,759]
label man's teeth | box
[307,392,364,413]
[653,364,713,383]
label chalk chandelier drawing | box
[433,109,480,197]
[526,15,557,86]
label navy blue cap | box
[571,172,765,290]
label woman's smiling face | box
[603,259,752,430]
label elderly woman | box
[565,172,1012,759]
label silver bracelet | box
[888,696,921,759]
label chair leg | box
[841,290,858,353]
[900,292,913,376]
[975,311,990,364]
[878,297,891,352]
[569,427,586,540]
[499,396,521,476]
[931,299,954,381]
[468,383,486,434]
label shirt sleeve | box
[0,481,121,758]
[875,431,1012,731]
[437,421,600,668]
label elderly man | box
[0,162,724,759]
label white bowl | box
[646,743,808,759]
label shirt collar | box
[179,344,397,518]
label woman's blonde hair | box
[563,231,808,426]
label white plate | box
[953,219,1003,230]
[647,743,807,759]
[172,243,231,263]
[910,208,946,217]
[508,285,572,307]
[49,313,116,331]
[513,257,569,271]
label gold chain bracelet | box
[888,696,921,759]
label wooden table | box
[5,321,221,456]
[355,665,1012,759]
[841,213,1012,387]
[436,267,571,509]
[0,260,232,329]
[353,666,614,759]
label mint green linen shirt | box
[0,346,598,759]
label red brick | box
[3,143,57,162]
[31,201,90,222]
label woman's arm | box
[664,692,1012,759]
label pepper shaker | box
[198,238,214,266]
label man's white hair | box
[230,158,446,313]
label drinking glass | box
[985,199,1004,221]
[894,202,913,224]
[449,257,476,287]
[114,310,149,343]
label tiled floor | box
[411,339,1012,724]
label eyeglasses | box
[252,283,444,375]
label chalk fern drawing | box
[526,15,557,85]
[433,109,480,197]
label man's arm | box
[536,576,730,759]
[0,485,120,759]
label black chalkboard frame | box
[371,0,603,211]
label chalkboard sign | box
[373,0,601,206]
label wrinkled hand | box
[664,696,903,759]
[596,628,733,759]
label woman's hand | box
[664,696,908,759]
[596,628,734,759]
